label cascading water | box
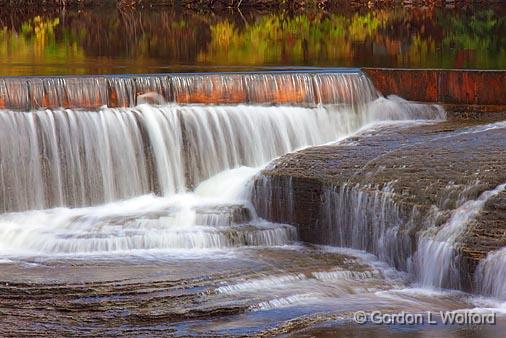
[416,184,506,290]
[0,70,409,255]
[0,71,378,109]
[0,107,182,211]
[252,118,506,301]
[2,70,505,335]
[0,71,379,212]
[1,104,372,213]
[319,182,423,272]
[475,247,506,300]
[0,70,478,271]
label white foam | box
[475,247,506,300]
[216,274,306,294]
[252,293,322,311]
[416,184,506,289]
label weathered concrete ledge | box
[2,69,504,116]
[363,68,506,112]
[253,121,506,291]
[0,70,370,110]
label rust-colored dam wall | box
[1,69,505,111]
[0,71,372,110]
[362,68,506,107]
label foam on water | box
[415,183,506,289]
[0,190,298,256]
[0,76,444,257]
[216,274,307,294]
[194,166,259,200]
[475,247,506,300]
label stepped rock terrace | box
[253,120,506,293]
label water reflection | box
[0,6,505,76]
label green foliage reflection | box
[0,8,504,75]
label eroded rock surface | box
[253,120,506,291]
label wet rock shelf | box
[253,121,506,292]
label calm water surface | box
[0,6,505,76]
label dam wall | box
[0,70,375,110]
[362,68,506,118]
[2,68,504,117]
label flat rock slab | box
[254,120,506,290]
[0,246,411,336]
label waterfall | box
[253,175,506,294]
[319,183,423,271]
[415,184,506,290]
[3,68,506,337]
[0,70,446,256]
[0,104,369,213]
[0,108,176,212]
[475,247,506,300]
[252,120,506,295]
[0,71,378,109]
[0,71,445,214]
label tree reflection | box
[0,7,504,75]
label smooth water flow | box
[0,71,446,257]
[416,184,506,290]
[475,247,506,300]
[0,72,378,109]
[253,119,506,303]
[1,104,363,213]
[0,72,378,212]
[1,71,506,336]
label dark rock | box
[253,120,506,291]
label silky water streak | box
[0,71,443,255]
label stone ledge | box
[253,121,506,291]
[363,68,506,108]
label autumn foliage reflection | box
[0,7,504,75]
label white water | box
[0,97,441,256]
[251,117,506,306]
[475,247,506,300]
[0,95,443,214]
[0,69,448,258]
[0,104,356,212]
[3,73,506,336]
[416,183,506,289]
[0,190,296,256]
